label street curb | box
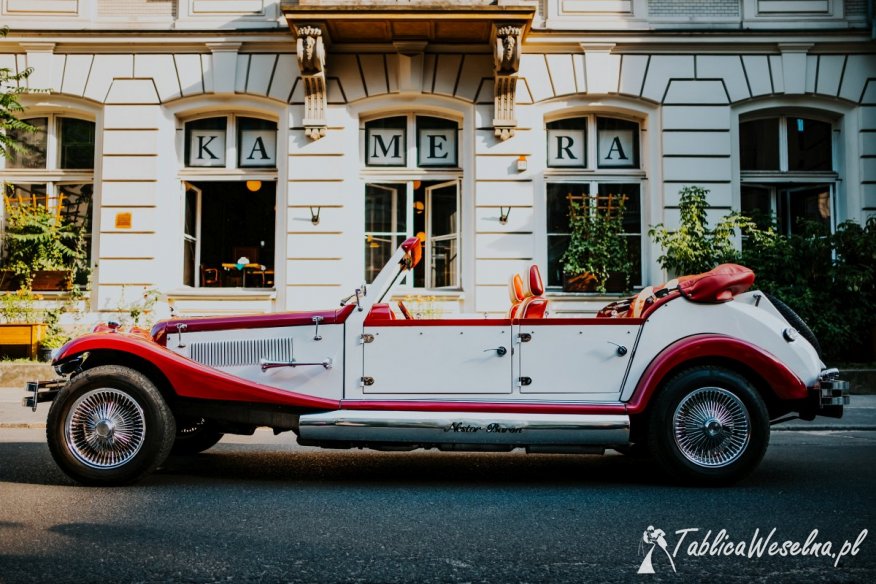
[772,425,876,431]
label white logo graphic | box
[636,525,868,574]
[638,526,676,574]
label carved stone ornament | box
[296,26,328,140]
[493,25,522,141]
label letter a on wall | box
[240,130,277,167]
[598,129,635,168]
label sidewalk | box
[2,387,874,430]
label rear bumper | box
[802,368,850,419]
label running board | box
[298,410,629,447]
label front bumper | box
[802,368,850,420]
[22,379,66,412]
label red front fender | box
[626,334,807,414]
[55,333,339,410]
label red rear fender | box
[626,334,807,414]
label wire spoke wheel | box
[672,387,751,468]
[64,388,146,469]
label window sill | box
[167,288,277,300]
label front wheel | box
[46,365,176,486]
[647,366,769,486]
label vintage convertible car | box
[25,237,848,486]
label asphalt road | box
[0,426,874,584]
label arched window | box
[362,114,461,289]
[739,113,837,235]
[181,114,278,288]
[1,114,96,288]
[545,114,643,289]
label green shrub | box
[740,217,876,362]
[648,186,750,276]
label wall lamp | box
[310,206,322,225]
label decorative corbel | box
[296,26,328,140]
[493,25,522,141]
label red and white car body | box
[27,237,849,485]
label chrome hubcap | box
[673,387,751,468]
[65,388,146,469]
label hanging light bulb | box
[246,180,262,192]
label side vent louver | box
[189,338,295,368]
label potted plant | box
[37,305,69,362]
[0,287,46,359]
[560,194,633,293]
[2,193,84,290]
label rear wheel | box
[647,366,769,485]
[171,417,224,455]
[46,365,175,486]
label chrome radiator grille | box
[189,337,294,368]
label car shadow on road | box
[0,440,828,489]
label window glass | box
[59,118,95,169]
[416,116,458,167]
[547,118,586,168]
[365,117,406,166]
[597,183,641,288]
[740,119,780,171]
[6,117,48,169]
[186,180,276,288]
[784,184,832,234]
[238,117,277,168]
[546,183,589,287]
[596,117,639,169]
[185,117,227,167]
[364,183,407,284]
[6,183,48,207]
[787,118,832,171]
[58,183,93,285]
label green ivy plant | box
[560,194,632,293]
[648,186,752,276]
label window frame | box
[544,113,646,291]
[0,113,95,172]
[182,113,278,171]
[0,114,97,286]
[362,113,462,171]
[739,111,839,235]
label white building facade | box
[0,0,874,318]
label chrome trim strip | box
[298,410,629,446]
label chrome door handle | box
[260,358,333,371]
[484,346,507,357]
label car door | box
[362,320,513,395]
[515,319,641,401]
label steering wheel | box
[397,300,414,320]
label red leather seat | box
[508,273,525,318]
[520,265,549,319]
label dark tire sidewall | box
[171,417,224,455]
[47,365,176,486]
[648,367,769,486]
